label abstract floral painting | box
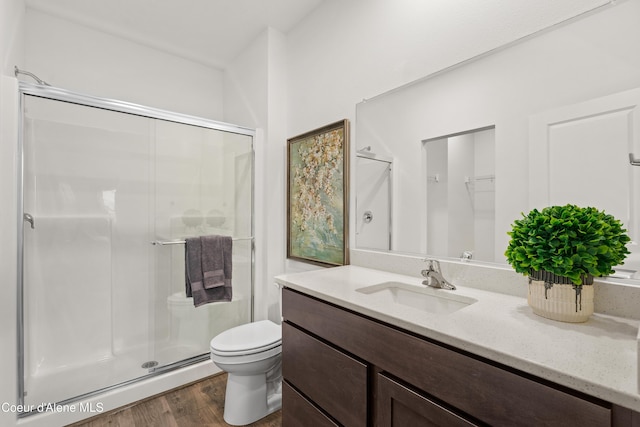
[287,120,349,266]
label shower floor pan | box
[22,342,205,410]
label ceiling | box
[24,0,324,69]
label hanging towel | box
[202,235,231,289]
[185,237,202,299]
[185,235,233,307]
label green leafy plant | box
[505,204,631,285]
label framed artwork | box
[287,119,350,266]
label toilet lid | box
[210,320,281,355]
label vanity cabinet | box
[376,373,478,426]
[282,287,640,427]
[282,321,368,427]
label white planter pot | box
[527,279,594,323]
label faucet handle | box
[424,258,442,272]
[422,258,456,290]
[422,258,442,277]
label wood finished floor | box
[68,373,282,427]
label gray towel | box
[202,235,231,289]
[185,237,202,299]
[185,235,233,307]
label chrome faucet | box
[421,259,456,290]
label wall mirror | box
[355,148,393,251]
[424,126,495,262]
[355,0,640,280]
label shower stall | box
[16,82,255,414]
[355,149,392,251]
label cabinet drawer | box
[283,322,368,427]
[283,288,611,427]
[283,381,339,427]
[377,373,478,427]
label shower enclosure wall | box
[17,83,254,413]
[355,153,392,251]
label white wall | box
[24,9,224,119]
[286,0,611,131]
[0,76,19,427]
[1,0,24,76]
[473,129,496,261]
[426,139,448,255]
[447,134,475,258]
[1,1,24,426]
[223,27,289,321]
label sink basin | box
[356,281,477,315]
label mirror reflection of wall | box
[355,150,392,251]
[425,127,495,262]
[355,0,640,279]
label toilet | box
[209,319,282,425]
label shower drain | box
[141,361,159,369]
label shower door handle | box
[23,213,34,229]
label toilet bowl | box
[210,320,282,426]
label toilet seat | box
[210,320,281,357]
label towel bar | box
[151,236,253,246]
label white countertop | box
[275,265,640,412]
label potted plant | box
[505,204,630,322]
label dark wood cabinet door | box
[283,322,368,427]
[283,382,340,427]
[377,374,478,427]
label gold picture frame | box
[287,119,350,266]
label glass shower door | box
[151,120,253,369]
[22,95,155,406]
[20,90,254,410]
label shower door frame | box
[16,81,256,414]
